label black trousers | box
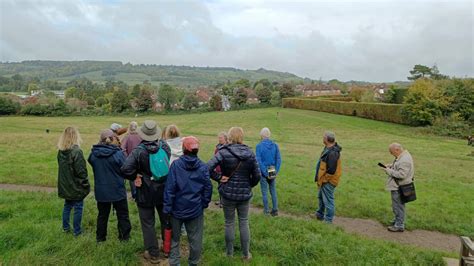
[96,199,132,242]
[137,203,166,257]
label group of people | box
[57,120,414,265]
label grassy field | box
[0,191,445,265]
[0,107,472,238]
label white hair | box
[260,127,271,138]
[129,121,138,133]
[389,143,403,150]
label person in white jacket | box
[164,125,183,164]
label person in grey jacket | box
[382,143,414,232]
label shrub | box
[424,114,472,138]
[283,98,405,124]
[209,95,222,111]
[0,97,20,115]
[20,103,51,116]
[270,91,281,106]
[385,87,408,104]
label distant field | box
[0,191,445,265]
[0,108,472,236]
[53,71,159,86]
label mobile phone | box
[378,162,386,168]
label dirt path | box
[1,183,461,256]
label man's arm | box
[385,161,412,180]
[121,149,139,180]
[207,152,223,182]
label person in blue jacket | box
[256,127,282,216]
[88,129,131,242]
[163,136,212,266]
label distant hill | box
[0,60,305,87]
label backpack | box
[139,143,169,181]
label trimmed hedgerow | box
[282,97,406,124]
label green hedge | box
[283,97,406,124]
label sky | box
[0,0,472,82]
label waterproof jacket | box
[256,139,282,177]
[88,144,127,202]
[208,144,261,201]
[163,155,212,220]
[121,140,171,208]
[315,143,342,187]
[57,145,90,200]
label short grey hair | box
[260,127,271,138]
[389,143,403,150]
[324,131,336,143]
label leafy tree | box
[85,96,96,106]
[234,79,250,89]
[111,88,130,113]
[438,78,474,121]
[209,94,223,111]
[401,79,448,126]
[255,83,272,103]
[222,84,233,96]
[95,97,107,107]
[233,87,248,106]
[408,64,432,80]
[65,87,78,99]
[136,87,154,112]
[131,84,141,98]
[0,97,20,115]
[158,84,177,111]
[430,64,449,80]
[182,93,199,110]
[270,91,281,106]
[279,83,296,99]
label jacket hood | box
[328,143,342,152]
[223,144,253,161]
[260,139,275,150]
[177,155,201,170]
[58,145,77,159]
[141,140,159,153]
[167,137,183,157]
[91,144,121,158]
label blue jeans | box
[316,183,335,223]
[62,200,84,236]
[260,177,278,213]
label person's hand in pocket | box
[134,175,142,187]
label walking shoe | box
[263,210,270,216]
[242,252,252,262]
[271,210,279,217]
[387,225,404,232]
[315,213,324,221]
[143,250,160,264]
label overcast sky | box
[0,0,472,82]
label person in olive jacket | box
[88,129,132,242]
[121,120,171,263]
[57,126,90,236]
[207,127,261,261]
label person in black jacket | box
[207,127,261,261]
[88,129,131,242]
[121,120,171,263]
[57,126,90,236]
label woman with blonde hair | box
[164,125,183,164]
[57,126,90,236]
[207,127,261,260]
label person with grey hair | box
[256,127,282,216]
[314,131,342,223]
[381,143,414,232]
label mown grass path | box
[0,183,460,255]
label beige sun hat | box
[137,120,162,142]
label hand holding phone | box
[378,162,387,168]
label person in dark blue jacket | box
[164,136,212,266]
[88,129,131,242]
[256,127,282,216]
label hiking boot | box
[387,225,404,232]
[271,210,279,217]
[143,250,160,264]
[315,213,324,221]
[242,252,252,262]
[263,210,270,216]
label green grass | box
[0,107,472,237]
[0,191,445,265]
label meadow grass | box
[0,108,472,236]
[0,191,445,265]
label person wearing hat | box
[88,129,131,242]
[163,136,212,266]
[121,120,171,263]
[110,123,128,136]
